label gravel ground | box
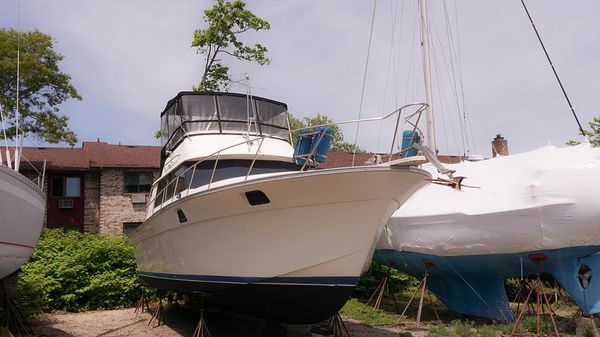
[29,305,428,337]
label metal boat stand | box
[311,312,351,337]
[399,259,440,329]
[148,297,167,328]
[363,264,399,312]
[134,288,150,314]
[509,254,560,337]
[330,312,351,337]
[192,293,211,337]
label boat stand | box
[330,312,351,337]
[312,313,351,337]
[148,298,167,328]
[399,260,439,329]
[192,295,211,337]
[363,264,399,312]
[0,277,32,336]
[509,254,560,337]
[134,288,150,314]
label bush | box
[354,262,418,297]
[16,229,142,314]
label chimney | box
[492,134,508,157]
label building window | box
[123,222,141,235]
[51,176,81,198]
[124,172,153,193]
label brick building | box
[18,141,160,235]
[16,140,470,235]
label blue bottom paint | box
[374,245,600,321]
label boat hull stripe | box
[138,271,359,286]
[0,241,34,249]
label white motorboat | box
[0,161,46,280]
[129,91,431,323]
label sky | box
[1,0,599,156]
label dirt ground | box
[29,305,428,337]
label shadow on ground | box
[161,303,406,337]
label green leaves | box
[16,230,142,314]
[0,29,80,146]
[192,0,271,92]
[289,113,366,153]
[567,117,600,147]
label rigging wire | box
[520,0,586,138]
[437,2,468,155]
[376,0,401,153]
[402,5,419,108]
[430,55,453,154]
[352,0,378,166]
[441,1,476,155]
[428,4,468,155]
[449,1,478,154]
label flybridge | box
[160,92,291,152]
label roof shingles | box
[17,142,160,172]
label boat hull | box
[139,272,356,323]
[130,166,429,323]
[376,145,600,320]
[0,165,46,280]
[375,245,600,321]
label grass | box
[340,283,584,336]
[340,298,399,326]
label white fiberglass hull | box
[130,165,429,323]
[0,165,46,280]
[376,144,600,320]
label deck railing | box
[147,102,428,215]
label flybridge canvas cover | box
[160,92,290,151]
[378,144,600,256]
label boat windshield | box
[160,93,290,151]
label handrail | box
[147,102,429,213]
[148,134,268,210]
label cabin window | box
[124,172,153,193]
[51,176,81,198]
[152,160,300,208]
[160,94,290,153]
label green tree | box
[567,117,600,147]
[192,0,270,92]
[289,113,365,153]
[0,29,80,146]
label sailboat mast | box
[419,0,436,152]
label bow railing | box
[147,102,429,215]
